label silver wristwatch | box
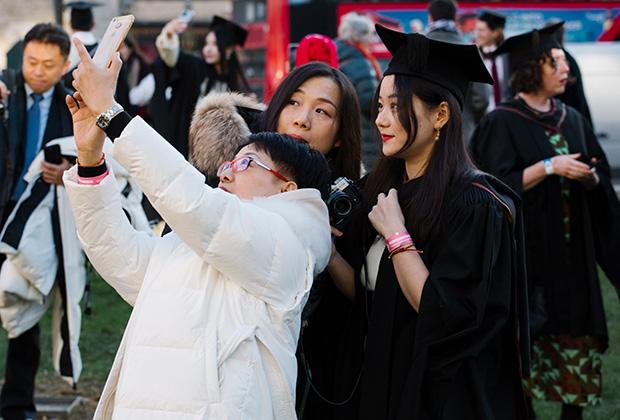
[96,103,124,130]
[543,158,554,175]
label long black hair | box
[261,62,361,181]
[205,32,251,94]
[364,75,476,243]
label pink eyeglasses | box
[217,156,289,182]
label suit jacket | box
[0,71,73,221]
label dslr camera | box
[326,177,362,230]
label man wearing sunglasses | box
[59,38,333,419]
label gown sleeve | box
[155,30,180,68]
[470,112,524,196]
[582,116,620,300]
[412,186,516,410]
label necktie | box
[12,93,43,200]
[491,57,502,106]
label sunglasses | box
[217,156,289,182]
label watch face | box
[96,115,108,129]
[96,104,123,129]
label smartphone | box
[92,15,135,69]
[44,144,63,164]
[177,9,195,23]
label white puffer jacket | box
[63,117,331,419]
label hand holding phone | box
[71,38,123,116]
[177,9,195,24]
[44,144,63,164]
[92,15,135,69]
[589,157,599,171]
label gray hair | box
[338,12,374,44]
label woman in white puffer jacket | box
[63,39,332,419]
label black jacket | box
[0,71,73,221]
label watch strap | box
[96,103,124,129]
[543,158,554,175]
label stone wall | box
[0,0,56,68]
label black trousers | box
[1,203,39,419]
[0,323,40,420]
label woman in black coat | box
[328,24,530,420]
[260,62,363,420]
[471,22,620,420]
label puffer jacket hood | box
[188,92,265,177]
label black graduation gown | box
[295,151,359,420]
[115,53,150,118]
[337,174,528,420]
[148,53,216,158]
[295,253,357,420]
[471,98,620,349]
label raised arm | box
[63,91,157,306]
[70,38,331,306]
[155,19,188,68]
[110,116,326,306]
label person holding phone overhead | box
[0,23,76,420]
[148,14,252,158]
[65,34,333,418]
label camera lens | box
[333,197,352,216]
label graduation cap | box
[478,10,506,30]
[210,15,248,48]
[494,21,564,75]
[376,24,493,109]
[64,1,102,31]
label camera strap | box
[297,243,372,414]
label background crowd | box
[0,0,619,419]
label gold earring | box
[434,128,441,141]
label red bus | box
[232,1,620,101]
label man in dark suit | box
[0,23,73,420]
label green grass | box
[0,267,131,386]
[0,268,618,419]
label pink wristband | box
[77,169,110,185]
[385,232,414,253]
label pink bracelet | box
[77,169,110,185]
[385,231,414,253]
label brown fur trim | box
[189,92,266,176]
